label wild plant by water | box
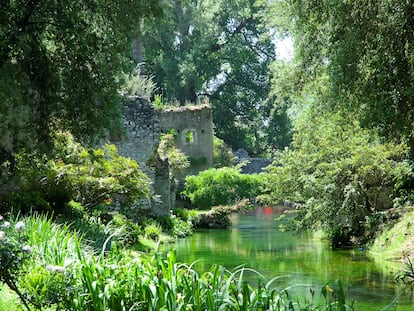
[395,256,414,285]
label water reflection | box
[169,207,413,310]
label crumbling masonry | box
[112,96,213,215]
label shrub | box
[263,111,411,246]
[182,167,264,209]
[170,215,193,237]
[143,221,162,241]
[61,142,151,211]
[213,136,234,168]
[172,208,190,221]
[0,133,151,215]
[106,213,142,246]
[0,216,33,310]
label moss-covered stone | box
[193,199,254,229]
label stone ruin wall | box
[111,96,165,216]
[233,149,273,174]
[158,104,213,178]
[112,96,213,216]
[113,96,159,172]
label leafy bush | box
[60,141,151,211]
[263,111,411,246]
[0,216,33,310]
[169,209,195,237]
[106,213,142,246]
[143,221,162,241]
[120,65,157,98]
[0,133,151,214]
[182,167,264,209]
[173,208,200,230]
[156,133,190,176]
[213,136,234,168]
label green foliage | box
[182,167,264,209]
[370,209,414,263]
[19,215,78,308]
[153,94,167,111]
[157,133,190,176]
[107,213,142,246]
[0,0,162,154]
[0,216,32,310]
[169,208,197,237]
[0,134,151,214]
[173,208,200,228]
[170,216,193,238]
[143,221,162,242]
[263,111,410,246]
[213,136,234,168]
[263,0,414,247]
[142,0,289,155]
[62,142,151,211]
[0,284,19,311]
[395,256,414,285]
[268,0,414,157]
[120,65,157,98]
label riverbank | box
[170,206,414,310]
[369,207,414,270]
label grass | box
[369,208,414,268]
[0,284,21,311]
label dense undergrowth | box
[261,111,412,248]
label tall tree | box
[271,0,414,157]
[0,0,162,157]
[142,0,291,155]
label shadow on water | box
[166,206,414,310]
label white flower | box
[0,215,3,221]
[0,231,5,240]
[2,221,10,229]
[64,258,73,267]
[22,245,32,253]
[46,265,66,273]
[14,221,25,232]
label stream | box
[169,206,414,310]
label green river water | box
[169,206,414,310]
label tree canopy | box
[270,0,414,156]
[142,0,291,155]
[0,0,162,156]
[259,0,414,246]
[264,107,410,246]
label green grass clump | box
[370,209,414,264]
